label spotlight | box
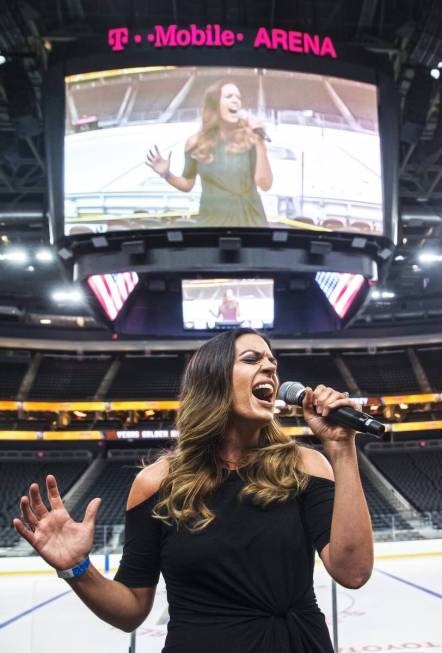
[272,230,288,243]
[122,240,145,255]
[371,289,395,300]
[430,68,440,80]
[0,248,28,263]
[92,236,108,249]
[378,248,393,261]
[167,231,183,243]
[309,241,332,256]
[219,236,241,251]
[418,251,442,263]
[351,237,367,249]
[58,248,73,260]
[36,248,54,263]
[51,288,84,303]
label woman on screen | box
[210,288,241,322]
[146,80,273,227]
[14,328,373,653]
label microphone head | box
[277,381,306,406]
[237,109,248,121]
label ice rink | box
[0,546,440,653]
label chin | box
[251,410,275,426]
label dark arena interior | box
[0,1,441,652]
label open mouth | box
[251,383,274,407]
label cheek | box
[232,376,251,412]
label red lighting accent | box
[87,272,139,320]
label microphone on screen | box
[277,381,385,438]
[237,110,272,142]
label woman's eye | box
[242,357,258,364]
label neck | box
[218,420,261,468]
[219,119,238,139]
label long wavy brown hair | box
[188,80,257,163]
[152,328,309,532]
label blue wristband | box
[56,557,90,580]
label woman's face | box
[219,83,242,123]
[231,333,278,427]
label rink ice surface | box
[0,555,440,653]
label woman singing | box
[14,328,373,652]
[210,288,241,322]
[146,81,273,227]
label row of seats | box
[2,347,442,401]
[67,71,373,127]
[2,446,437,550]
[368,448,442,513]
[0,458,89,548]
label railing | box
[90,512,442,552]
[91,524,125,554]
[372,510,442,541]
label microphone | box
[278,381,385,438]
[237,110,272,142]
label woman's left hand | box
[302,385,359,451]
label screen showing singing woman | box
[64,65,383,237]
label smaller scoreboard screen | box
[182,278,274,330]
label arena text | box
[107,24,338,59]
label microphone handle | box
[252,127,271,142]
[298,389,384,437]
[325,406,385,437]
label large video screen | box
[64,66,383,236]
[182,278,274,330]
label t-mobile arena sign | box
[108,24,337,58]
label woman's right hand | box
[13,475,101,571]
[146,145,171,178]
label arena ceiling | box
[0,0,442,339]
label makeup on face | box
[219,83,242,123]
[231,334,279,423]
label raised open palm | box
[13,475,101,571]
[145,145,171,177]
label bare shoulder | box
[127,457,170,509]
[185,132,199,151]
[297,445,334,481]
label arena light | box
[418,251,442,263]
[0,247,28,264]
[430,68,440,80]
[51,288,84,304]
[371,289,396,300]
[36,248,55,263]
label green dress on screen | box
[182,138,267,227]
